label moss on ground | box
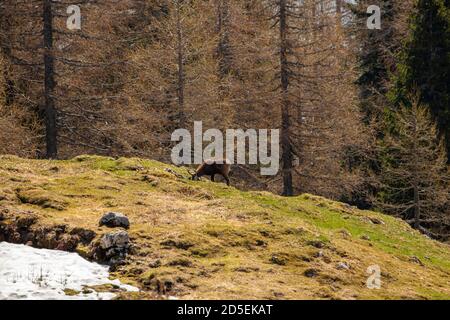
[1,155,450,300]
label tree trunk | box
[411,111,420,229]
[279,0,293,196]
[413,182,420,229]
[176,2,185,128]
[0,5,15,106]
[43,0,57,158]
[2,50,15,106]
[216,0,232,78]
[336,0,342,14]
[336,0,342,26]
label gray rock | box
[270,255,287,266]
[99,212,130,229]
[99,230,130,251]
[336,262,350,270]
[304,268,319,278]
[149,259,162,268]
[307,240,325,249]
[409,256,425,266]
[339,229,352,239]
[96,230,131,267]
[313,250,324,258]
[368,217,385,225]
[164,168,184,178]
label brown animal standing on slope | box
[191,159,231,186]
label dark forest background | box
[0,0,449,239]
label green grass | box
[1,154,450,300]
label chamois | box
[191,159,231,186]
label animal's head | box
[188,169,199,181]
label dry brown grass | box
[1,155,450,300]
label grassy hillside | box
[1,155,450,300]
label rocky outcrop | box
[0,207,134,271]
[70,227,96,245]
[91,231,131,269]
[0,209,95,252]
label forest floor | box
[0,155,450,300]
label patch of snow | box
[0,242,138,300]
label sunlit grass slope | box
[0,155,449,300]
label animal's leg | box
[223,175,230,186]
[211,175,215,182]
